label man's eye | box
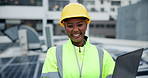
[77,24,83,27]
[67,25,73,28]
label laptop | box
[112,48,144,78]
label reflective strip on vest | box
[41,72,60,78]
[56,45,104,78]
[56,45,63,78]
[95,45,104,78]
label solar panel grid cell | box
[0,55,41,78]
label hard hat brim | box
[59,15,91,27]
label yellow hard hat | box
[59,3,91,27]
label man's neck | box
[72,39,87,47]
[72,40,84,47]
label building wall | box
[89,21,116,38]
[116,0,148,41]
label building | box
[0,0,141,38]
[116,0,148,41]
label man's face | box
[64,18,87,43]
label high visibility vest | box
[41,39,115,78]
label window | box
[111,8,115,12]
[109,16,115,21]
[82,0,96,12]
[129,1,132,4]
[100,0,103,4]
[100,8,105,12]
[49,0,69,11]
[111,1,121,6]
[0,0,42,6]
[96,24,104,28]
[78,0,84,4]
[106,24,115,28]
[89,24,94,28]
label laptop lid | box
[112,48,144,78]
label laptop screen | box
[112,48,144,78]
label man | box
[41,3,115,78]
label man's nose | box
[73,25,79,32]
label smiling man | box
[63,17,88,46]
[41,3,115,78]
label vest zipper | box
[79,47,81,53]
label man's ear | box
[86,24,88,29]
[85,19,89,21]
[85,19,89,24]
[61,21,65,26]
[63,21,68,28]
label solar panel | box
[0,55,43,78]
